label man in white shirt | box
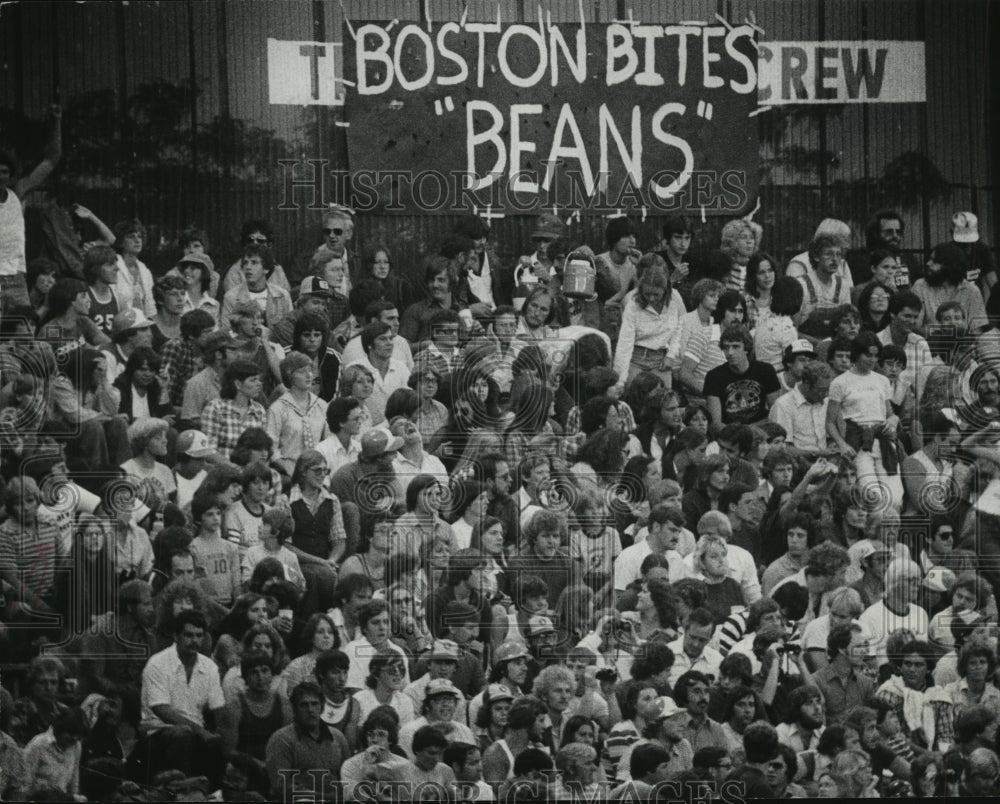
[876,291,932,379]
[769,359,834,456]
[790,234,853,322]
[344,322,410,425]
[389,415,448,491]
[140,609,225,785]
[666,608,723,686]
[341,300,414,370]
[614,505,688,591]
[858,558,929,666]
[316,398,364,482]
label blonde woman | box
[692,534,745,623]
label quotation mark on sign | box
[697,100,714,120]
[434,96,456,115]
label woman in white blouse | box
[612,255,685,387]
[266,352,330,475]
[754,276,805,375]
[112,219,156,318]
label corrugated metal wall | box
[0,0,993,287]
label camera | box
[776,643,801,656]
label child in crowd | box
[189,487,241,607]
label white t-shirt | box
[828,369,891,425]
[0,189,25,276]
[247,287,268,314]
[857,600,929,665]
[613,541,685,591]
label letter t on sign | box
[300,44,328,100]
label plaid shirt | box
[161,338,202,409]
[201,398,267,459]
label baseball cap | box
[177,252,214,270]
[923,565,957,593]
[486,683,515,703]
[176,430,215,459]
[360,428,404,460]
[652,696,681,719]
[527,615,555,637]
[494,642,530,663]
[111,308,153,339]
[429,639,460,662]
[425,678,462,698]
[784,339,817,360]
[952,211,979,243]
[299,276,333,299]
[849,539,890,565]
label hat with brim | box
[111,308,154,341]
[360,428,405,459]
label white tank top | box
[0,189,26,276]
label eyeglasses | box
[323,227,345,236]
[248,235,268,244]
[309,466,330,475]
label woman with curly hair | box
[219,621,290,704]
[153,577,217,654]
[571,427,630,490]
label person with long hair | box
[277,612,338,697]
[113,345,172,423]
[745,251,781,325]
[753,276,804,375]
[635,578,680,642]
[613,255,684,387]
[913,241,988,331]
[571,427,630,491]
[220,621,290,704]
[364,242,415,311]
[473,683,514,752]
[112,218,156,317]
[858,281,896,333]
[56,514,116,635]
[470,515,509,602]
[338,519,391,593]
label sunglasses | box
[248,235,269,244]
[324,227,345,236]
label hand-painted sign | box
[341,19,760,215]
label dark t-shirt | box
[704,360,781,424]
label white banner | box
[758,40,926,104]
[267,38,344,106]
